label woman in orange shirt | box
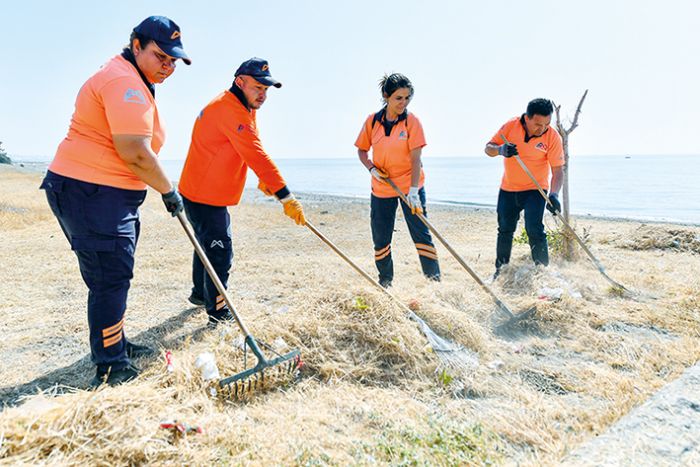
[354,73,440,287]
[40,16,189,387]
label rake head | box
[494,305,538,336]
[218,335,303,400]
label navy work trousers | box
[370,187,440,286]
[182,196,233,319]
[496,188,548,268]
[40,170,146,372]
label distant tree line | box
[0,141,11,164]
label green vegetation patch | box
[356,419,504,466]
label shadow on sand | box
[0,306,212,408]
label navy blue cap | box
[234,58,281,88]
[133,16,191,65]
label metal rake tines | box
[256,341,304,377]
[218,349,303,400]
[416,316,479,373]
[223,370,266,399]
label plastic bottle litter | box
[160,419,203,435]
[539,287,564,300]
[165,350,174,373]
[194,352,220,381]
[487,359,505,370]
[273,336,289,352]
[232,336,246,351]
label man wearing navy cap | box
[177,58,306,326]
[40,16,190,387]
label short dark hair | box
[379,73,414,100]
[526,98,554,118]
[127,31,155,52]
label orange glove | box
[282,197,306,225]
[369,165,389,182]
[258,181,274,197]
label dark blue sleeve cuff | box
[275,185,291,200]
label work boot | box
[126,341,156,359]
[90,363,140,388]
[188,293,205,306]
[208,310,235,327]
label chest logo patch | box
[123,88,146,105]
[398,130,408,140]
[535,142,548,152]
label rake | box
[383,177,536,330]
[304,221,477,373]
[500,134,636,298]
[176,211,302,398]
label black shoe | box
[188,293,205,306]
[126,341,156,359]
[492,268,501,281]
[208,310,235,327]
[379,279,392,288]
[90,363,140,388]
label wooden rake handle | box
[499,134,629,292]
[382,177,515,318]
[304,221,418,318]
[176,211,251,336]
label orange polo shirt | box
[178,90,287,207]
[49,55,164,190]
[354,111,426,198]
[489,116,564,191]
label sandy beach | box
[1,163,699,465]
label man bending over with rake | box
[485,98,564,279]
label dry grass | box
[617,224,700,254]
[1,164,699,465]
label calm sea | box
[161,155,698,225]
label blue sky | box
[2,0,699,160]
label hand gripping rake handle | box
[500,134,631,293]
[383,178,523,320]
[176,212,300,386]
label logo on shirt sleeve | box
[123,88,147,105]
[535,142,548,152]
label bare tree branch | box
[552,90,588,260]
[554,103,564,135]
[566,89,588,134]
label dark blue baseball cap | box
[133,16,191,65]
[234,58,282,88]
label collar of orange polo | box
[520,113,549,141]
